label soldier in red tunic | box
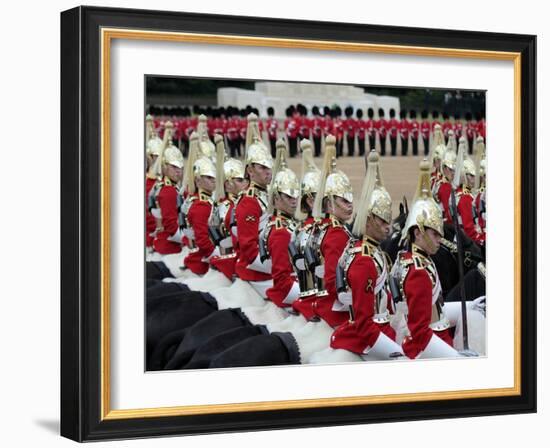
[180,154,218,275]
[355,108,366,157]
[284,106,299,158]
[311,106,324,157]
[332,107,344,158]
[429,124,446,189]
[391,159,460,359]
[151,136,185,255]
[441,111,453,144]
[260,141,302,308]
[453,142,485,246]
[375,108,388,156]
[290,140,322,318]
[330,151,404,359]
[209,136,248,280]
[420,110,431,156]
[226,107,241,158]
[308,136,354,328]
[387,108,399,156]
[344,106,356,156]
[409,110,420,156]
[234,114,274,297]
[464,112,476,155]
[398,109,409,156]
[145,116,165,249]
[265,106,279,158]
[433,144,457,224]
[365,108,376,155]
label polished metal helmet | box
[193,157,216,178]
[270,139,300,199]
[403,159,444,238]
[299,139,321,196]
[146,136,164,157]
[162,144,184,169]
[244,113,273,169]
[352,150,392,236]
[312,135,353,219]
[224,158,245,180]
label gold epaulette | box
[275,217,284,230]
[245,186,256,197]
[199,192,213,203]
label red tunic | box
[313,218,351,328]
[299,117,311,139]
[409,120,420,140]
[400,250,453,359]
[457,189,485,245]
[436,180,453,224]
[399,119,410,139]
[285,117,299,139]
[330,240,389,353]
[145,176,157,247]
[343,117,357,138]
[322,116,334,136]
[387,118,399,138]
[152,180,182,254]
[210,197,239,280]
[311,116,324,138]
[265,214,299,307]
[420,121,431,140]
[266,117,279,140]
[235,184,271,282]
[375,118,388,139]
[183,192,216,275]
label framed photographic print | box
[60,5,536,442]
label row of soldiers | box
[145,112,486,361]
[149,105,486,160]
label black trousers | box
[288,137,298,157]
[368,136,376,154]
[347,135,355,156]
[380,135,386,156]
[358,136,365,156]
[313,136,322,157]
[228,139,240,158]
[423,137,429,156]
[269,138,277,158]
[401,137,409,156]
[390,136,397,156]
[412,138,419,156]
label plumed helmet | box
[324,137,353,203]
[270,139,300,199]
[403,159,444,238]
[224,158,245,180]
[299,139,321,196]
[146,136,164,157]
[462,157,476,177]
[431,124,446,162]
[193,157,216,178]
[441,148,457,170]
[196,114,216,160]
[244,113,273,169]
[352,150,392,236]
[162,144,184,169]
[312,135,353,218]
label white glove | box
[314,265,325,279]
[337,291,353,307]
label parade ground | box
[285,153,424,217]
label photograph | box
[144,77,488,371]
[59,5,536,441]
